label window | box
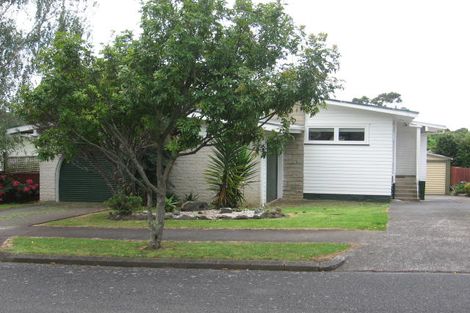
[308,128,334,141]
[339,128,365,141]
[306,126,368,144]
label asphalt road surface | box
[1,262,470,313]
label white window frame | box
[305,125,370,145]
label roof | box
[411,121,447,133]
[427,152,453,160]
[6,125,38,136]
[326,99,419,118]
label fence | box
[451,167,470,185]
[5,156,40,173]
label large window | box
[308,128,334,141]
[307,126,368,144]
[339,128,365,141]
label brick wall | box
[39,157,61,201]
[169,146,262,207]
[282,133,304,200]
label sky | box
[89,0,470,130]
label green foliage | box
[0,0,91,109]
[352,92,402,107]
[206,139,257,208]
[429,129,470,167]
[165,194,180,213]
[452,183,467,195]
[465,183,470,197]
[184,192,199,202]
[18,0,340,164]
[105,193,143,216]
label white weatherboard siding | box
[304,105,394,196]
[396,125,417,176]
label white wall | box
[8,138,38,157]
[303,105,394,196]
[396,124,417,176]
[418,131,428,181]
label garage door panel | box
[426,162,446,195]
[59,156,114,202]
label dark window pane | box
[309,128,334,141]
[339,128,365,141]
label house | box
[36,100,445,204]
[1,125,39,174]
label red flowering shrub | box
[0,175,39,204]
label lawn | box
[1,236,350,262]
[43,200,389,230]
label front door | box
[266,153,278,202]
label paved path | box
[0,204,104,245]
[341,196,470,272]
[26,226,376,243]
[2,262,470,313]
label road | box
[1,262,470,313]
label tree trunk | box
[148,146,166,249]
[148,191,166,249]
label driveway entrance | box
[342,196,470,272]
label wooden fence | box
[451,167,470,185]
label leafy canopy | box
[352,92,402,107]
[429,128,470,167]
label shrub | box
[465,183,470,197]
[165,194,179,213]
[452,183,467,195]
[0,175,39,204]
[184,192,199,202]
[205,139,257,208]
[105,194,143,216]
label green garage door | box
[59,156,114,202]
[266,152,279,203]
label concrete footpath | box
[25,226,376,243]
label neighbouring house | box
[426,153,452,195]
[36,100,445,204]
[2,125,40,174]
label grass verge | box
[1,236,350,262]
[43,201,388,231]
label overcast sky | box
[89,0,470,130]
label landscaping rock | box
[260,207,286,219]
[220,207,233,214]
[175,215,197,220]
[181,201,209,212]
[197,215,211,220]
[234,215,249,220]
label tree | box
[352,92,402,107]
[351,96,370,105]
[0,0,91,109]
[1,0,92,166]
[430,128,470,167]
[18,0,341,249]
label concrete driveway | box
[0,203,104,245]
[342,196,470,272]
